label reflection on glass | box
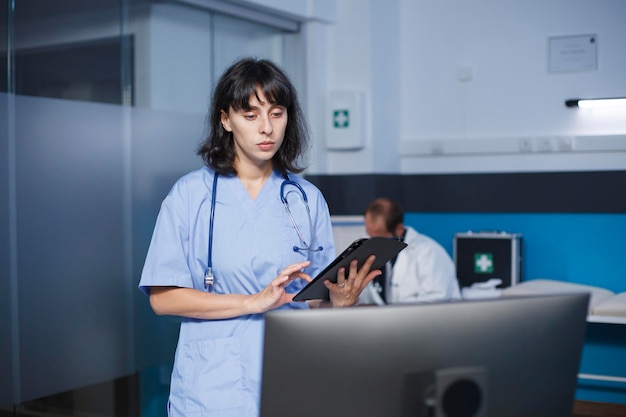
[1,1,8,93]
[7,36,131,104]
[0,374,139,417]
[1,0,126,104]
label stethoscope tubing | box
[207,173,218,270]
[204,173,218,290]
[280,180,308,204]
[204,171,321,291]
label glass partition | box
[0,92,14,411]
[0,0,298,415]
[1,1,16,410]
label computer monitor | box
[260,293,589,417]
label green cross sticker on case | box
[474,253,494,273]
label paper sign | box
[549,34,597,73]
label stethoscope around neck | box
[280,179,323,253]
[204,172,323,291]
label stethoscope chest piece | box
[204,267,214,291]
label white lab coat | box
[360,226,461,305]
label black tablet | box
[293,237,408,301]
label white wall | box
[324,0,376,174]
[298,0,626,174]
[12,0,626,174]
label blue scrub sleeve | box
[139,180,194,295]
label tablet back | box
[293,237,407,301]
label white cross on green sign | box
[333,109,350,128]
[474,253,494,273]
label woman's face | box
[221,88,288,170]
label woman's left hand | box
[324,255,381,308]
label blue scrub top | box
[139,166,335,417]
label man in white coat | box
[360,198,461,305]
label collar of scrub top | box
[204,172,323,291]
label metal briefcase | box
[453,231,522,289]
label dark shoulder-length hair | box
[197,57,310,176]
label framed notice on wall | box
[548,34,597,73]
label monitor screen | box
[260,293,589,417]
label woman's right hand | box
[148,261,312,319]
[248,260,312,313]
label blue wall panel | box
[405,213,626,292]
[405,212,626,404]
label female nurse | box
[139,57,381,417]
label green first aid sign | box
[333,109,350,128]
[474,253,494,273]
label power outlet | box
[518,138,533,153]
[536,137,553,152]
[431,141,444,155]
[556,136,575,151]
